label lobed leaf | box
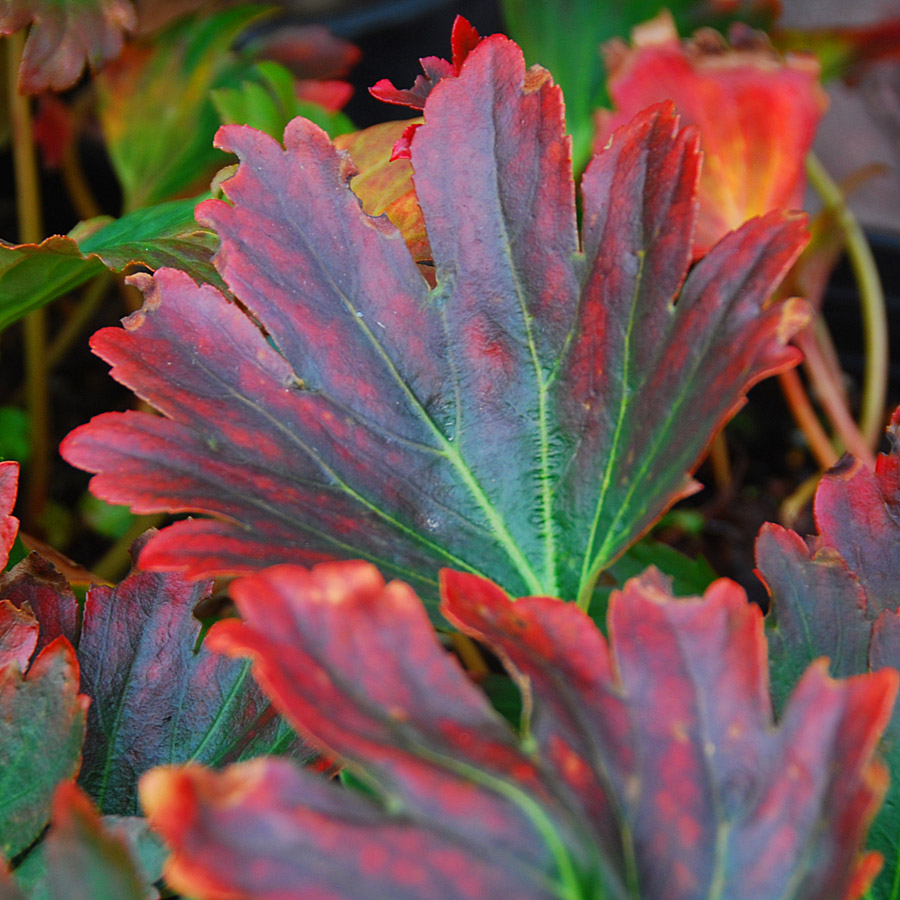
[0,196,220,332]
[0,0,136,93]
[0,637,88,859]
[76,533,306,815]
[757,407,900,900]
[64,32,809,609]
[141,560,895,900]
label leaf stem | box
[806,152,887,451]
[796,328,875,468]
[7,32,49,531]
[777,369,838,470]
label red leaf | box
[0,555,79,654]
[596,13,826,258]
[813,407,900,617]
[0,0,136,93]
[0,601,37,671]
[63,32,808,608]
[369,16,482,110]
[141,561,895,900]
[0,462,19,570]
[756,407,900,899]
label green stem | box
[806,152,888,452]
[7,32,49,531]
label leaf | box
[0,0,136,93]
[63,32,809,609]
[0,196,220,332]
[1,554,80,654]
[212,59,354,142]
[0,462,19,568]
[333,120,429,263]
[0,601,37,671]
[594,12,827,257]
[77,532,304,815]
[13,783,160,900]
[96,5,273,211]
[500,0,781,172]
[140,560,896,900]
[756,407,900,900]
[0,637,88,859]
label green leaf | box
[0,194,220,331]
[212,60,353,140]
[0,639,87,859]
[96,5,274,211]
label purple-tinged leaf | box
[756,407,900,900]
[140,560,895,900]
[0,0,136,92]
[78,533,305,815]
[63,31,809,609]
[813,407,900,616]
[0,555,78,654]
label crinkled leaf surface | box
[0,195,220,332]
[757,407,900,900]
[0,637,88,859]
[0,0,136,92]
[96,5,272,211]
[140,560,895,900]
[64,35,809,609]
[77,532,304,815]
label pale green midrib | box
[584,260,770,591]
[259,194,544,594]
[312,660,593,898]
[578,251,646,597]
[536,664,641,899]
[486,105,559,596]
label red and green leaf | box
[141,560,895,900]
[0,636,88,859]
[756,407,900,900]
[11,782,166,900]
[0,195,221,332]
[0,0,136,93]
[75,533,305,815]
[63,32,809,609]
